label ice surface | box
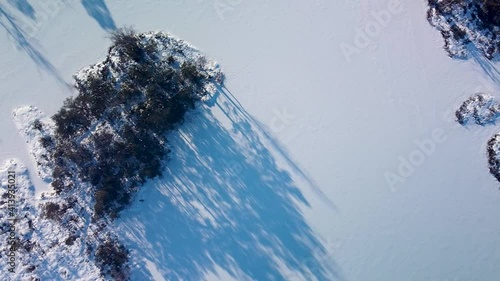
[1,0,500,280]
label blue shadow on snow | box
[117,88,340,280]
[0,5,69,88]
[8,0,35,19]
[81,0,116,31]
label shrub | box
[95,238,129,280]
[427,0,500,59]
[52,106,91,138]
[65,235,77,246]
[32,119,43,131]
[109,27,143,62]
[42,202,62,221]
[26,265,36,273]
[39,136,54,148]
[49,30,217,220]
[181,62,204,84]
[480,0,500,27]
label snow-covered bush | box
[455,93,500,125]
[49,27,223,219]
[6,28,223,280]
[95,238,130,281]
[487,133,500,182]
[427,0,500,59]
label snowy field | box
[1,0,500,280]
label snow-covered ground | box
[1,0,500,280]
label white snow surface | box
[0,0,500,280]
[12,105,55,191]
[0,159,101,281]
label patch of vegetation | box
[32,119,43,131]
[478,0,500,28]
[455,93,500,125]
[95,238,129,281]
[109,26,144,62]
[39,136,54,149]
[41,27,222,280]
[49,28,219,219]
[41,202,63,221]
[487,133,500,182]
[65,235,78,246]
[427,0,500,59]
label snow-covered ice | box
[1,0,500,280]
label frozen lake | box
[1,0,500,280]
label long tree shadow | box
[218,87,337,211]
[117,89,340,280]
[0,5,69,87]
[81,0,116,31]
[470,44,500,85]
[7,0,35,19]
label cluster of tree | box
[487,134,500,182]
[95,238,130,281]
[478,0,500,27]
[427,0,500,59]
[455,93,500,125]
[427,0,465,12]
[43,27,220,280]
[49,27,213,219]
[41,197,78,221]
